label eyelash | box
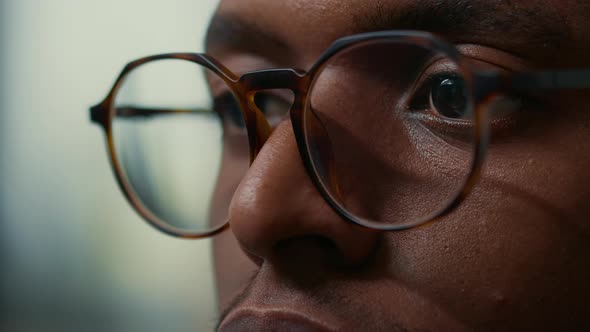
[408,72,463,112]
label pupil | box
[431,76,467,119]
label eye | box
[213,91,293,131]
[254,91,293,127]
[408,73,469,119]
[429,75,469,119]
[213,92,245,128]
[405,72,475,144]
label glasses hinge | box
[90,103,106,126]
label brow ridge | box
[353,0,569,61]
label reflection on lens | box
[112,58,249,235]
[430,75,468,119]
[304,39,475,229]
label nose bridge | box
[228,121,380,266]
[238,68,306,93]
[228,69,380,267]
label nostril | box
[270,234,379,271]
[273,236,339,264]
[269,236,342,285]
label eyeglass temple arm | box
[474,69,590,101]
[113,106,211,118]
[510,69,590,91]
[90,105,212,124]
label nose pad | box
[245,89,295,162]
[245,94,272,162]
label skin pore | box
[207,1,590,331]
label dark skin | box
[207,0,590,331]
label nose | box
[228,120,380,266]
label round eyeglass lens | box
[111,58,249,235]
[304,38,477,229]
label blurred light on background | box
[0,1,221,331]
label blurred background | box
[0,1,221,331]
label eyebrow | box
[354,0,570,61]
[205,13,290,60]
[205,0,570,64]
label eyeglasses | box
[90,30,590,239]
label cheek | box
[480,93,590,231]
[389,203,590,330]
[385,188,590,330]
[383,105,590,329]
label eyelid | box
[419,56,461,77]
[456,44,533,72]
[409,47,524,106]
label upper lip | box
[218,307,338,332]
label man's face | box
[207,1,590,331]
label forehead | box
[214,0,361,61]
[212,0,585,68]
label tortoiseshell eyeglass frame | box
[90,30,590,239]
